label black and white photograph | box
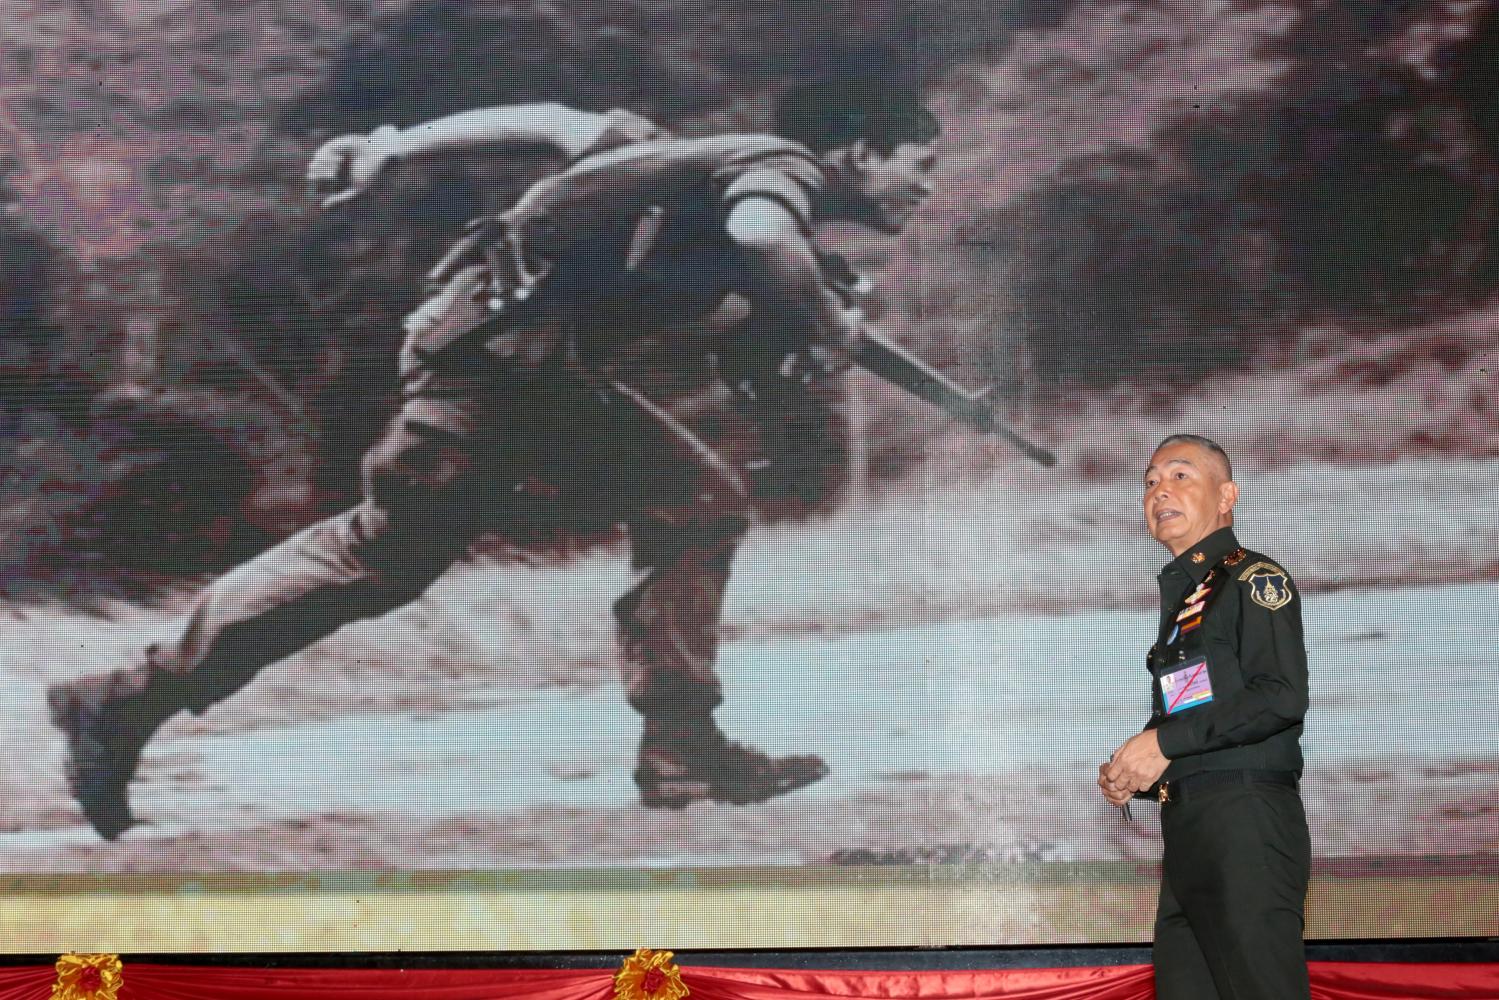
[1,0,1496,953]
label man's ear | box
[1219,479,1239,515]
[843,138,874,177]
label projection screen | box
[1,0,1495,952]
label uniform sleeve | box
[716,149,863,356]
[1155,571,1310,759]
[716,154,824,233]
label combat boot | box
[634,718,828,809]
[46,657,182,840]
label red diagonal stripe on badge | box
[1167,662,1207,711]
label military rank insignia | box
[1244,567,1293,610]
[1173,615,1204,641]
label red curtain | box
[2,960,1497,1000]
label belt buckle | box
[1157,782,1170,804]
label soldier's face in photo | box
[851,140,938,233]
[1142,442,1238,556]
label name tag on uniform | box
[1161,656,1213,715]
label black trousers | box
[1153,779,1312,1000]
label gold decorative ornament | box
[52,954,123,1000]
[614,947,690,1000]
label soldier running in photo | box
[45,77,1038,840]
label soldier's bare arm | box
[308,104,664,209]
[725,196,862,372]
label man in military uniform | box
[1099,434,1311,1000]
[47,79,942,839]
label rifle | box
[414,216,1057,468]
[808,250,1055,467]
[851,329,1057,468]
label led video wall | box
[1,0,1495,952]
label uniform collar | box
[1161,526,1241,584]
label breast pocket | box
[1199,634,1244,697]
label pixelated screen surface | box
[1,0,1495,951]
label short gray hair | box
[1155,434,1233,480]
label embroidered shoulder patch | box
[1244,568,1293,610]
[1236,559,1285,582]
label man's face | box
[1143,442,1239,557]
[850,140,938,232]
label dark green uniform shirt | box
[1150,526,1309,780]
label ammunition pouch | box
[400,219,564,376]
